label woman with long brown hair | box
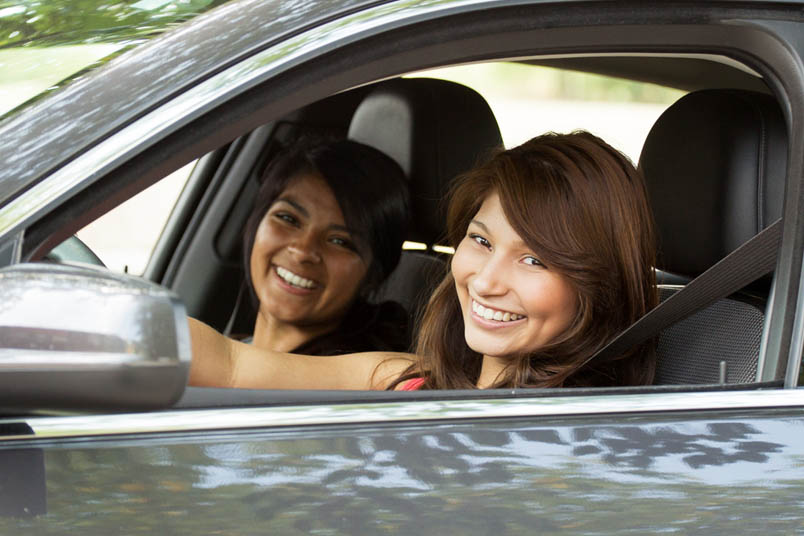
[189,131,657,390]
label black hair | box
[242,138,410,305]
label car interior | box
[40,52,789,406]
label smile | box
[275,266,318,289]
[472,300,525,322]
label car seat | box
[639,89,787,384]
[347,78,504,320]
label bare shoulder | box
[367,352,417,390]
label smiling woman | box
[249,174,371,350]
[189,131,658,391]
[240,139,411,355]
[405,132,658,390]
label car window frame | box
[1,0,803,400]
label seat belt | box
[588,218,783,364]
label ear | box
[358,261,384,301]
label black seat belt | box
[589,218,783,364]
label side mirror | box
[0,263,189,412]
[43,235,105,267]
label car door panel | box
[2,409,803,533]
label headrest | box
[639,89,787,277]
[348,78,503,245]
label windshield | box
[0,0,231,118]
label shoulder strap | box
[589,218,783,364]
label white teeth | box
[472,300,523,322]
[276,266,316,289]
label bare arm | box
[188,318,414,390]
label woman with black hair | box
[241,139,411,355]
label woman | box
[241,138,411,355]
[191,131,657,390]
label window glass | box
[75,161,195,274]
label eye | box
[469,233,491,249]
[329,236,357,251]
[522,255,544,267]
[272,211,299,226]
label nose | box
[469,253,507,297]
[287,232,321,264]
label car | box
[1,0,803,532]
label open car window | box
[72,161,195,274]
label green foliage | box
[0,0,232,116]
[0,0,230,49]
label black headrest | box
[348,78,503,245]
[639,89,787,277]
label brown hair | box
[393,131,657,389]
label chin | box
[464,330,517,359]
[261,302,304,324]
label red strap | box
[399,377,425,391]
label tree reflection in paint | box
[2,414,803,534]
[570,422,784,469]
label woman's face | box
[250,173,369,330]
[452,193,578,359]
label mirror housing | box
[43,235,105,267]
[0,263,189,411]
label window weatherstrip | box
[1,389,803,442]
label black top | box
[292,300,411,355]
[239,299,411,355]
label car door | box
[1,0,804,533]
[2,391,804,532]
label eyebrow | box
[275,197,352,234]
[468,219,489,232]
[275,196,309,218]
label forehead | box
[280,172,333,198]
[276,173,343,217]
